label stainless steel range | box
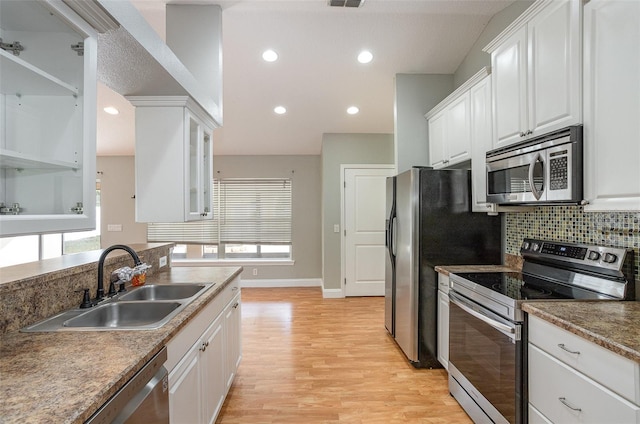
[447,238,635,424]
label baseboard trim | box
[241,278,322,288]
[322,288,344,299]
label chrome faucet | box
[96,245,142,301]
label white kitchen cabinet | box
[427,94,471,169]
[485,0,581,149]
[427,111,447,168]
[167,278,242,424]
[436,272,449,371]
[426,69,486,170]
[528,315,640,424]
[583,0,640,211]
[128,96,215,222]
[469,74,497,213]
[224,292,242,390]
[0,0,97,236]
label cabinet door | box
[445,91,472,165]
[527,0,581,137]
[169,341,203,424]
[583,0,640,211]
[202,314,225,424]
[225,293,242,390]
[0,1,97,236]
[492,26,528,149]
[428,111,447,168]
[437,289,449,371]
[185,110,213,221]
[470,76,496,213]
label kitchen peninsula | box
[0,244,241,423]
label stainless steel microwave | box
[486,126,583,205]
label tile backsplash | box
[505,206,640,282]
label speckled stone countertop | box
[523,301,640,363]
[0,266,242,424]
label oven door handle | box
[449,292,515,335]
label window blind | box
[220,178,292,243]
[147,178,292,245]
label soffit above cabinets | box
[86,0,221,126]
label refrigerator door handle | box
[391,216,397,257]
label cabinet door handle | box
[200,341,210,352]
[558,343,580,355]
[526,129,533,135]
[558,397,582,412]
[232,286,238,291]
[233,302,239,309]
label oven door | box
[448,292,523,424]
[486,150,545,204]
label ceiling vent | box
[328,0,364,8]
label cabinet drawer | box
[222,276,241,305]
[528,315,640,403]
[528,404,553,424]
[529,344,640,424]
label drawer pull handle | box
[558,343,580,355]
[559,397,582,412]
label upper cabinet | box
[425,71,483,169]
[583,0,640,211]
[129,97,215,222]
[0,1,97,236]
[485,0,582,149]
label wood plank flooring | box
[216,287,472,424]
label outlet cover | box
[252,268,258,276]
[159,256,167,267]
[107,224,122,232]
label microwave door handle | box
[449,292,515,335]
[528,152,544,200]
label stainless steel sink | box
[63,301,182,329]
[119,284,208,301]
[21,283,214,332]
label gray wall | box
[453,1,534,88]
[394,74,454,173]
[97,155,322,281]
[213,155,322,281]
[321,133,394,290]
[97,156,148,247]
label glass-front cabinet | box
[0,1,97,236]
[129,96,215,222]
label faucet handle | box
[76,288,93,309]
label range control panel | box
[520,238,631,272]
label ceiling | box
[96,0,514,157]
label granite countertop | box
[434,264,518,276]
[523,301,640,363]
[0,266,242,424]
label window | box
[148,178,292,261]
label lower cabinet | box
[167,278,242,424]
[528,315,640,423]
[436,272,449,371]
[224,292,242,390]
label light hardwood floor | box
[216,287,473,424]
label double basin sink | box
[22,283,214,332]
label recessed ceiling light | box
[274,106,287,115]
[357,50,373,64]
[347,106,359,115]
[103,106,119,115]
[262,49,278,62]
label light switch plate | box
[333,224,340,233]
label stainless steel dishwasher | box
[86,347,169,424]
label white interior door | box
[343,166,395,297]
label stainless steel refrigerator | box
[385,167,502,368]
